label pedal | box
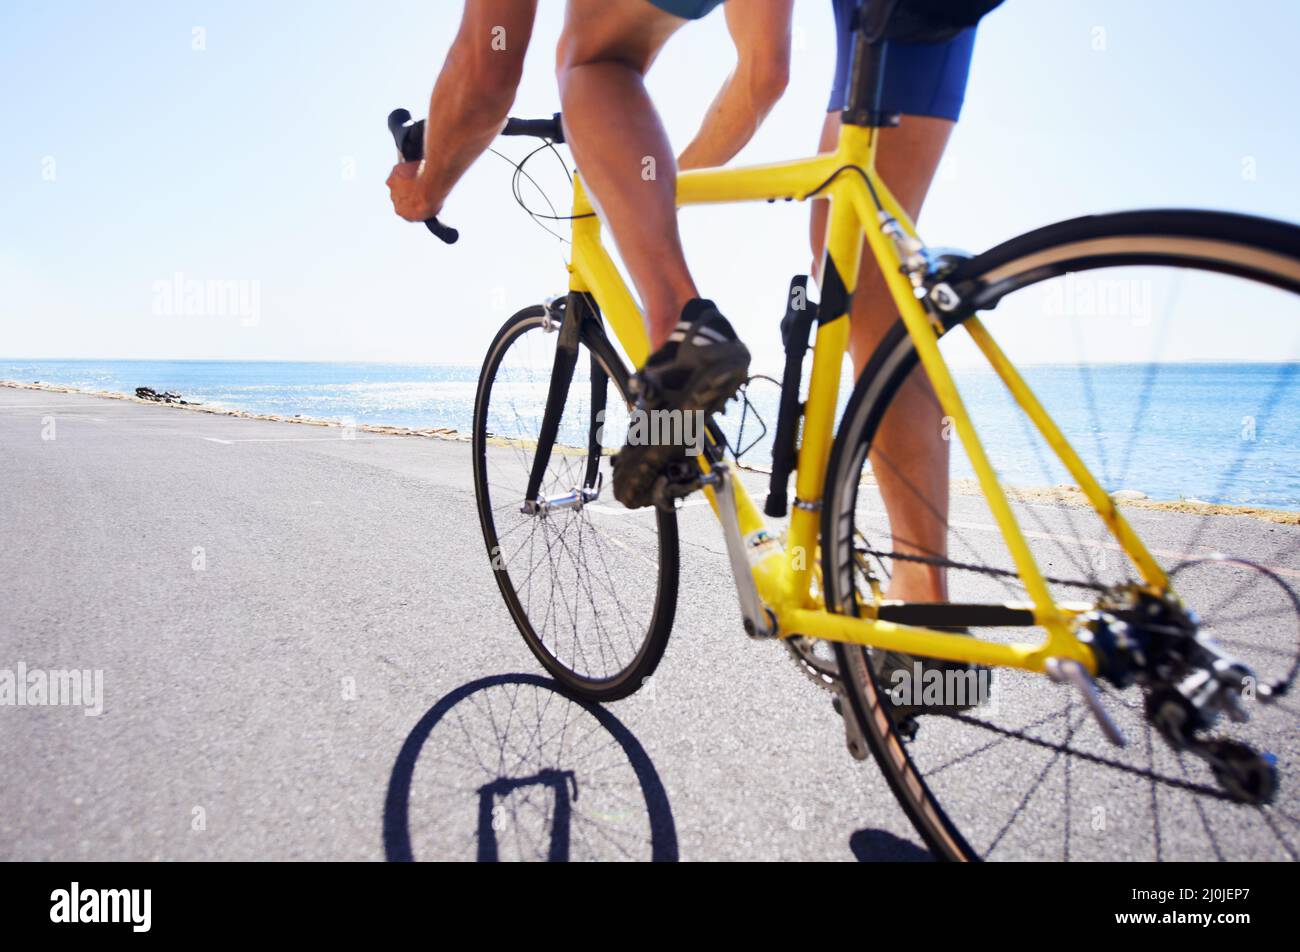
[1046,657,1127,747]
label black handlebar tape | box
[501,113,565,143]
[386,108,459,244]
[423,218,459,244]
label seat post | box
[842,10,900,128]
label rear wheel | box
[822,211,1300,860]
[474,301,679,701]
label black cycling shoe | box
[613,299,750,509]
[872,629,993,722]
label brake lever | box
[386,108,459,244]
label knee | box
[555,15,659,94]
[554,25,611,94]
[554,31,578,93]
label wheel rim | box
[474,309,675,694]
[825,245,1300,861]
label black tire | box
[473,304,679,702]
[822,210,1300,861]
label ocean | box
[4,358,1297,510]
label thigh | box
[826,10,976,120]
[874,115,955,218]
[559,0,688,72]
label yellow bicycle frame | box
[563,122,1168,676]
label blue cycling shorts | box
[827,0,975,119]
[648,0,976,122]
[647,0,726,18]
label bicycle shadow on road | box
[849,828,934,862]
[384,673,678,862]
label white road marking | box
[200,436,396,444]
[586,499,710,517]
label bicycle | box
[390,15,1300,862]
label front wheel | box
[822,210,1300,861]
[473,300,679,702]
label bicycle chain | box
[854,546,1112,593]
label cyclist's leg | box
[810,23,976,604]
[555,0,698,350]
[812,112,954,603]
[557,0,751,510]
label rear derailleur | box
[1081,586,1280,805]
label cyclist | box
[389,1,981,684]
[555,0,975,587]
[811,1,977,614]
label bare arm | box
[388,0,538,222]
[677,0,793,171]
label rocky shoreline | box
[1,379,469,443]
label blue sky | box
[2,0,1298,368]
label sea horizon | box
[6,355,1300,367]
[6,356,1298,510]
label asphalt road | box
[2,388,1296,861]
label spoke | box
[1195,538,1300,621]
[985,702,1086,859]
[1006,379,1101,589]
[866,438,1023,602]
[1069,322,1114,489]
[943,712,1235,802]
[1177,750,1226,862]
[925,707,1073,778]
[1116,272,1179,489]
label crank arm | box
[712,463,774,639]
